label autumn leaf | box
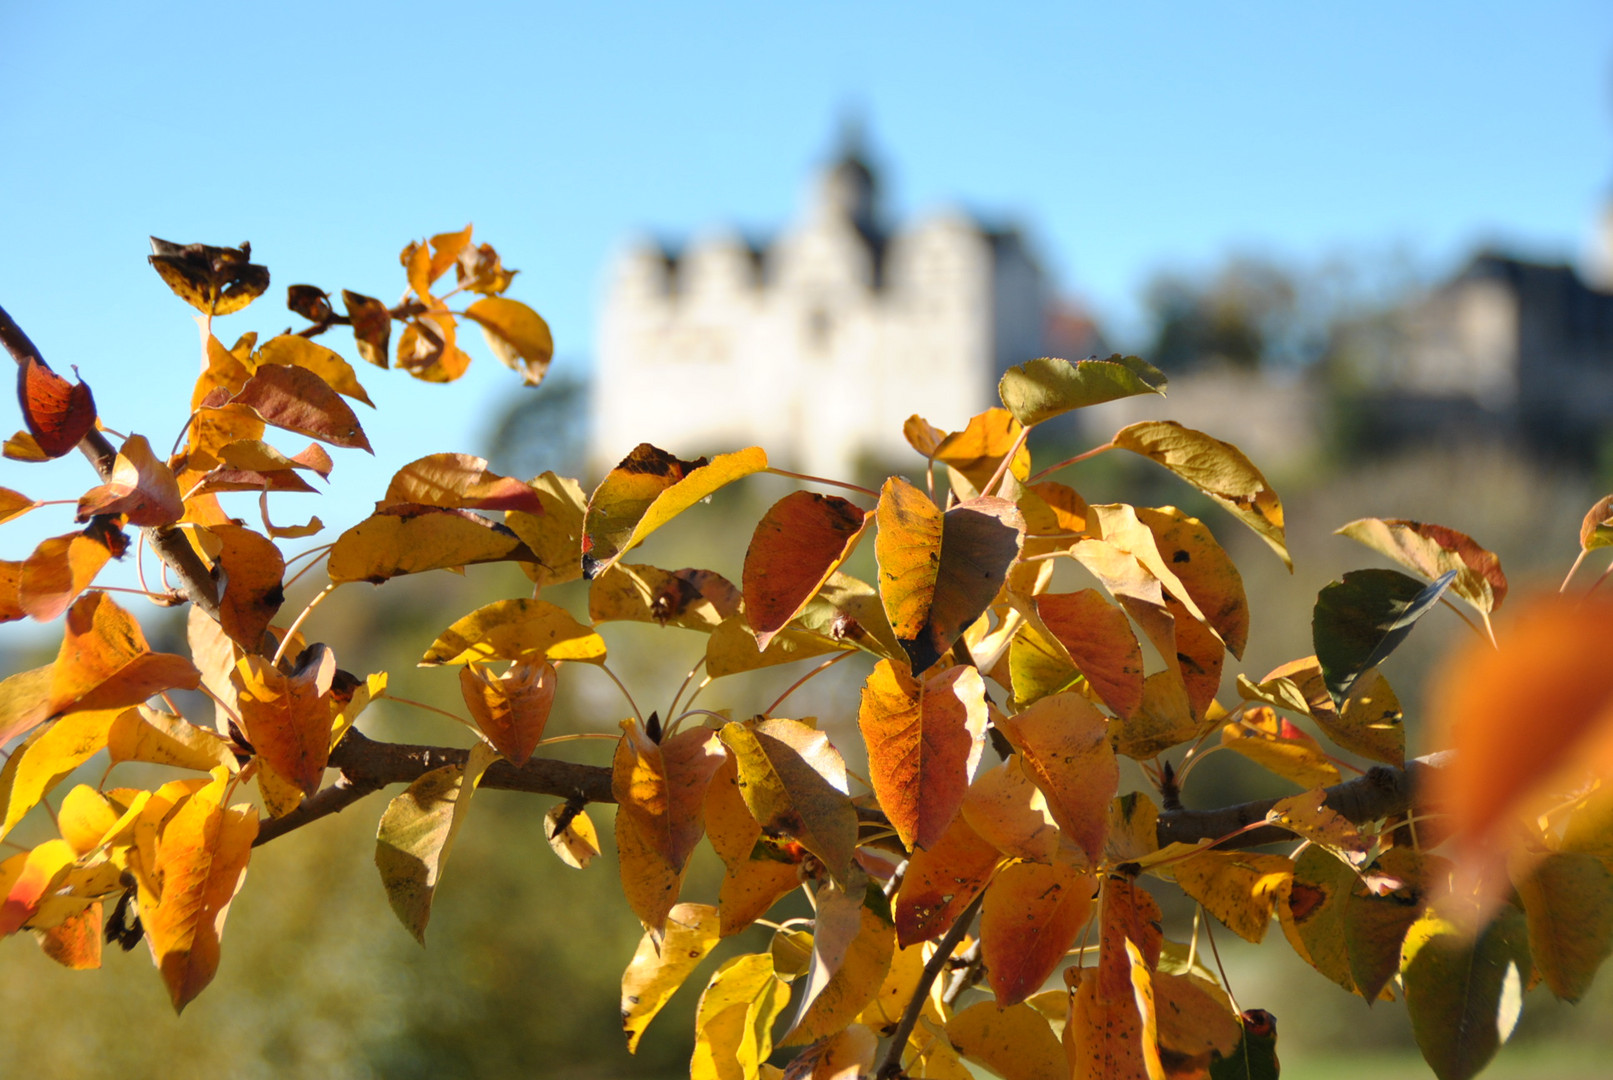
[459,662,555,766]
[203,524,286,649]
[614,721,725,933]
[1035,590,1144,718]
[397,311,472,383]
[0,840,77,935]
[1220,706,1341,789]
[1110,420,1289,570]
[784,1024,878,1080]
[141,777,258,1012]
[946,998,1067,1080]
[1172,850,1292,943]
[894,808,1002,946]
[1578,494,1613,552]
[375,741,498,943]
[982,851,1096,1005]
[1278,844,1359,993]
[705,615,848,678]
[107,705,237,774]
[1510,851,1613,1002]
[1401,906,1529,1080]
[691,952,791,1080]
[49,591,200,721]
[232,646,337,799]
[342,290,392,367]
[16,356,97,459]
[719,719,858,882]
[783,882,895,1045]
[1312,567,1455,707]
[1067,966,1151,1080]
[584,445,768,575]
[591,563,742,632]
[35,900,102,970]
[1241,657,1405,766]
[545,803,600,869]
[857,661,987,850]
[903,415,948,458]
[148,238,269,316]
[874,475,944,647]
[1346,847,1442,1001]
[933,408,1032,492]
[744,491,871,650]
[705,753,802,936]
[463,296,554,386]
[621,902,721,1052]
[381,453,545,514]
[1337,517,1507,615]
[420,597,605,665]
[993,691,1118,863]
[227,363,371,451]
[0,487,38,526]
[252,334,374,407]
[959,757,1063,864]
[328,505,538,584]
[1135,505,1249,658]
[998,354,1167,427]
[506,471,588,588]
[17,527,117,622]
[0,707,123,839]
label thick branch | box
[0,303,222,619]
[1155,753,1446,851]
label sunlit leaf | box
[1106,791,1160,866]
[1114,670,1212,761]
[71,435,181,526]
[232,646,337,799]
[464,296,554,386]
[544,803,600,869]
[0,487,38,526]
[1097,876,1163,1003]
[706,615,847,678]
[329,505,538,584]
[49,592,200,719]
[1265,789,1367,861]
[947,998,1067,1080]
[591,563,741,632]
[342,290,392,368]
[141,777,258,1012]
[397,311,472,383]
[1135,505,1248,658]
[982,851,1096,1005]
[107,705,236,774]
[621,902,721,1052]
[999,354,1167,427]
[895,807,1002,946]
[1110,420,1289,570]
[585,444,767,575]
[1152,969,1243,1062]
[744,491,871,650]
[994,691,1118,862]
[1035,590,1144,718]
[0,665,56,747]
[1008,619,1084,709]
[1066,966,1150,1080]
[506,471,588,588]
[1578,494,1613,552]
[719,719,857,882]
[960,757,1063,864]
[691,952,791,1080]
[1337,518,1507,615]
[705,753,802,936]
[253,334,374,407]
[784,882,895,1045]
[148,238,269,316]
[903,414,948,458]
[0,840,75,936]
[875,474,944,645]
[0,707,122,839]
[857,661,987,850]
[459,661,555,766]
[17,527,117,623]
[933,408,1032,491]
[382,453,546,514]
[784,1024,878,1079]
[16,356,97,459]
[206,523,285,649]
[1172,850,1292,943]
[1313,568,1455,707]
[374,741,498,944]
[1221,706,1340,789]
[228,363,371,451]
[1401,905,1530,1080]
[1277,844,1359,993]
[1241,657,1404,766]
[35,900,102,970]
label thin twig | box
[763,650,855,716]
[764,467,878,499]
[876,888,987,1080]
[1026,441,1114,484]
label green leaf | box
[1402,906,1530,1080]
[997,354,1166,427]
[1312,568,1455,708]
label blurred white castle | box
[592,130,1098,479]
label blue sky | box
[2,2,1611,555]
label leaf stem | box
[876,888,987,1080]
[763,650,855,716]
[666,656,707,721]
[271,583,338,666]
[596,662,644,725]
[532,733,620,747]
[980,426,1032,499]
[1201,913,1241,1017]
[1438,596,1485,641]
[281,544,336,592]
[1026,441,1115,484]
[1560,548,1590,593]
[386,694,473,728]
[764,467,878,499]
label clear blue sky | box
[2,1,1611,553]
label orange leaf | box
[1135,506,1249,658]
[857,661,987,850]
[960,757,1063,863]
[0,840,75,935]
[327,505,538,584]
[463,296,554,386]
[1097,876,1163,1004]
[994,692,1118,863]
[0,486,38,526]
[252,334,374,408]
[206,524,285,649]
[140,779,258,1012]
[228,364,372,451]
[342,290,392,368]
[16,356,96,459]
[1067,966,1151,1080]
[1036,590,1144,718]
[584,444,767,575]
[18,527,116,622]
[459,662,555,766]
[874,475,943,640]
[902,415,947,458]
[49,592,200,719]
[382,452,546,514]
[1430,594,1613,897]
[73,434,183,526]
[397,311,472,383]
[613,720,725,931]
[933,408,1031,491]
[981,851,1096,1005]
[35,900,102,970]
[894,808,1002,947]
[231,646,337,798]
[744,491,871,651]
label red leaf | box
[17,357,96,459]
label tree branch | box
[877,887,986,1080]
[0,303,222,620]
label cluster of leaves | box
[2,237,1612,1080]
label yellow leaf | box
[691,953,791,1080]
[327,504,536,583]
[1337,517,1507,615]
[107,705,236,774]
[946,999,1066,1080]
[57,785,121,856]
[75,434,184,527]
[585,444,767,575]
[463,296,554,386]
[1220,706,1341,789]
[999,354,1167,427]
[544,803,600,869]
[1172,850,1292,943]
[784,883,895,1045]
[506,471,588,588]
[706,615,848,678]
[875,475,944,642]
[590,563,741,632]
[719,719,858,882]
[994,692,1118,863]
[420,597,605,665]
[0,707,124,840]
[374,741,498,944]
[787,1023,878,1079]
[1510,850,1613,1002]
[621,902,721,1053]
[1110,420,1289,570]
[933,408,1032,491]
[140,778,258,1012]
[856,941,926,1028]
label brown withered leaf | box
[252,335,374,408]
[744,491,871,651]
[327,505,537,584]
[382,453,545,514]
[856,661,987,850]
[227,364,371,451]
[342,290,392,368]
[458,661,555,766]
[231,646,337,799]
[463,297,554,386]
[17,357,96,459]
[148,238,269,316]
[75,435,184,527]
[285,284,332,324]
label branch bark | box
[0,303,222,619]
